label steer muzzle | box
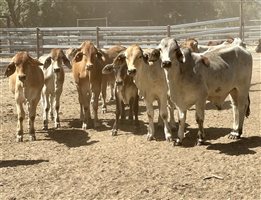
[127,68,136,76]
[54,68,61,73]
[18,75,26,82]
[161,61,172,68]
[116,80,123,86]
[85,64,94,71]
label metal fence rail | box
[0,17,260,64]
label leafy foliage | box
[0,0,260,27]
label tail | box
[246,95,250,118]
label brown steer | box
[102,51,139,136]
[4,52,44,142]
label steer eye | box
[138,55,142,59]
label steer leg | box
[133,94,139,130]
[159,98,172,142]
[175,108,187,146]
[157,100,164,128]
[128,98,134,120]
[167,96,177,130]
[28,99,39,141]
[195,101,206,146]
[16,102,25,142]
[112,96,121,136]
[109,82,115,101]
[78,85,91,130]
[92,90,101,128]
[101,79,107,113]
[54,88,62,128]
[229,90,249,139]
[49,95,54,121]
[42,93,50,130]
[144,100,155,141]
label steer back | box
[193,45,252,105]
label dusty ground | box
[0,51,260,200]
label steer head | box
[73,41,103,71]
[102,52,128,87]
[124,44,149,76]
[5,52,43,82]
[158,37,185,69]
[143,48,160,63]
[180,38,199,53]
[43,48,71,73]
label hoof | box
[82,123,87,130]
[173,138,182,146]
[228,132,241,140]
[42,126,48,131]
[165,135,173,142]
[147,133,155,141]
[29,135,36,141]
[16,135,23,142]
[196,138,205,146]
[109,97,114,101]
[55,123,61,129]
[102,107,107,114]
[112,129,117,136]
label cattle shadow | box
[206,136,261,156]
[0,159,49,168]
[64,118,82,128]
[178,127,231,147]
[205,101,232,110]
[101,118,148,136]
[46,128,98,148]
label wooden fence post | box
[239,0,244,41]
[36,27,40,58]
[96,26,100,48]
[167,25,171,37]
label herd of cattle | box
[4,36,258,146]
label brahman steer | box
[4,52,44,142]
[72,41,104,129]
[102,51,139,136]
[39,48,72,130]
[72,41,125,129]
[158,37,252,146]
[123,44,173,141]
[100,45,126,113]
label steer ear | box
[102,64,114,74]
[74,52,83,63]
[4,62,16,77]
[176,48,185,63]
[200,55,210,67]
[150,49,160,62]
[43,57,52,69]
[97,50,105,61]
[62,52,72,69]
[114,51,126,65]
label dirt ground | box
[0,50,260,200]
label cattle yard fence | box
[0,17,260,70]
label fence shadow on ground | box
[46,128,98,148]
[206,136,261,155]
[0,159,49,168]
